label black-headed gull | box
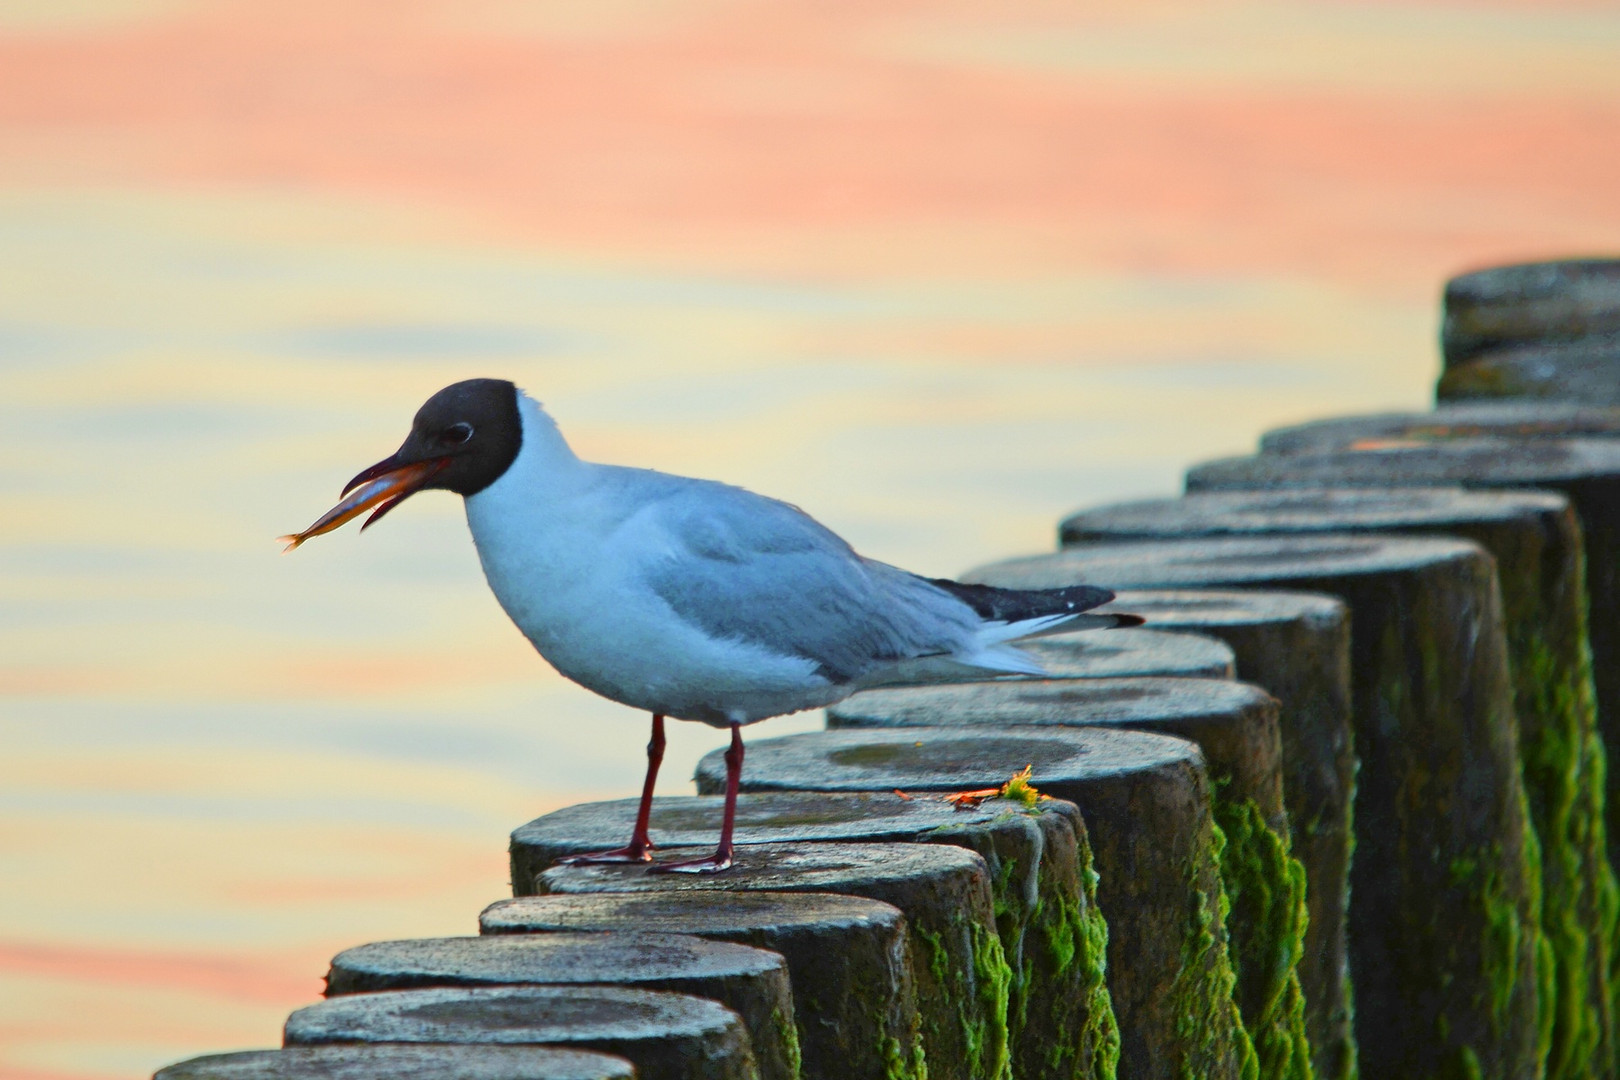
[283,379,1139,872]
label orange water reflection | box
[4,1,1620,1077]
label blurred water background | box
[5,1,1620,1076]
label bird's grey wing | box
[638,480,980,683]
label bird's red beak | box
[278,453,450,552]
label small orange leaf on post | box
[944,765,1044,811]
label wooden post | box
[1443,259,1620,367]
[1078,588,1355,1080]
[1184,441,1620,898]
[153,1046,637,1080]
[1438,345,1620,405]
[969,533,1541,1080]
[480,892,921,1080]
[1259,402,1620,455]
[673,726,1252,1080]
[1019,626,1234,679]
[1440,260,1620,402]
[820,679,1308,1080]
[1063,487,1620,1080]
[540,843,1008,1080]
[324,934,798,1080]
[510,793,1111,1080]
[283,985,757,1080]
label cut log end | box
[1019,626,1235,679]
[478,892,919,1080]
[153,1046,637,1080]
[1184,438,1620,493]
[323,934,796,1080]
[1062,487,1568,547]
[539,842,1004,1080]
[1259,403,1620,454]
[284,985,758,1080]
[969,532,1484,594]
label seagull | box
[282,379,1140,872]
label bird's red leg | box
[559,714,665,864]
[651,722,742,874]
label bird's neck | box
[513,395,581,469]
[461,396,602,636]
[463,394,592,523]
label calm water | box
[4,2,1620,1077]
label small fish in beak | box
[279,458,448,552]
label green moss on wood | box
[971,920,1014,1080]
[772,1005,804,1080]
[1167,817,1259,1080]
[1511,625,1620,1080]
[937,804,1119,1080]
[1214,794,1314,1080]
[1355,601,1541,1079]
[819,947,920,1080]
[1443,1046,1484,1080]
[913,915,1013,1080]
[1444,824,1546,1070]
[884,1035,928,1080]
[1029,838,1119,1080]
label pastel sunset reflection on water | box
[4,1,1620,1076]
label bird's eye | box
[440,422,474,446]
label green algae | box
[1334,967,1358,1080]
[1445,828,1544,1071]
[1023,827,1119,1080]
[971,920,1014,1080]
[1444,1047,1484,1080]
[884,1034,929,1080]
[1166,816,1259,1080]
[933,802,1118,1080]
[912,915,1013,1080]
[1048,846,1121,1080]
[842,959,925,1080]
[1510,624,1619,1080]
[1356,592,1542,1078]
[772,1004,804,1080]
[1214,794,1314,1080]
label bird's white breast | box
[462,399,833,724]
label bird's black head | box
[391,377,524,497]
[279,379,525,550]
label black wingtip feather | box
[925,577,1118,622]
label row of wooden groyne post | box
[158,259,1620,1080]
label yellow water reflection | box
[4,2,1620,1076]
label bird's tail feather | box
[956,609,1144,675]
[903,573,1143,678]
[929,575,1146,642]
